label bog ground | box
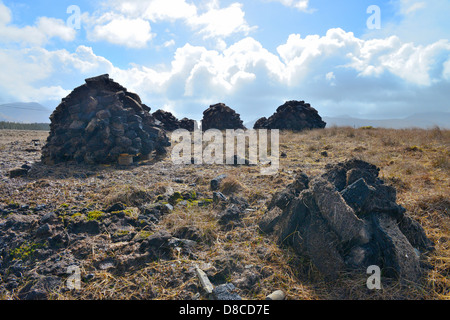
[0,127,448,300]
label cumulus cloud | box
[269,0,312,12]
[84,0,255,47]
[188,2,255,39]
[0,2,76,46]
[399,0,426,15]
[111,0,198,21]
[88,15,153,48]
[365,0,450,45]
[117,29,450,119]
[1,0,448,121]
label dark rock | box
[139,203,172,223]
[21,163,33,170]
[168,238,197,256]
[213,191,228,203]
[253,100,326,131]
[201,103,246,131]
[173,226,202,242]
[217,205,242,226]
[69,219,100,235]
[139,230,173,259]
[211,174,227,191]
[106,202,126,213]
[212,283,242,300]
[4,214,37,232]
[33,204,47,213]
[36,223,52,237]
[19,276,62,300]
[8,167,29,178]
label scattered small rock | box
[211,174,227,191]
[212,283,242,300]
[265,290,286,300]
[106,202,126,213]
[8,167,29,178]
[195,266,214,296]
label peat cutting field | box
[0,127,448,300]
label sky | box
[0,0,449,123]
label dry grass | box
[219,176,245,195]
[0,127,449,300]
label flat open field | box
[0,127,448,300]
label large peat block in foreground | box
[259,159,434,281]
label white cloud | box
[443,60,450,81]
[163,39,176,48]
[112,0,198,21]
[325,72,336,86]
[85,0,255,47]
[0,1,11,24]
[270,0,311,12]
[0,48,70,102]
[1,23,449,119]
[0,2,76,46]
[365,0,450,45]
[188,2,255,39]
[88,16,153,48]
[36,17,77,42]
[399,0,426,15]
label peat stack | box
[259,159,434,281]
[179,118,198,131]
[41,74,170,165]
[253,100,326,131]
[153,110,180,131]
[201,103,246,131]
[153,110,198,132]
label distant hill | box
[0,102,52,123]
[323,112,450,129]
[0,121,50,130]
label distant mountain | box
[323,112,450,129]
[243,118,259,129]
[0,102,52,123]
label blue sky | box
[0,0,449,122]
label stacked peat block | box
[259,159,434,281]
[179,117,198,132]
[201,103,246,131]
[41,74,170,165]
[254,100,326,131]
[153,109,198,132]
